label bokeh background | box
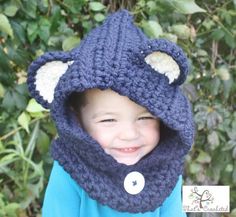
[0,0,235,216]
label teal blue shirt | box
[42,161,186,217]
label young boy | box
[70,88,160,166]
[27,9,194,217]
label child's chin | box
[115,157,140,166]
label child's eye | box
[99,119,116,122]
[138,116,155,120]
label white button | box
[124,171,145,195]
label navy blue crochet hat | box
[28,10,195,213]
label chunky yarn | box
[27,10,195,213]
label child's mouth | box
[116,147,140,153]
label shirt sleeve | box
[42,161,81,217]
[160,175,187,217]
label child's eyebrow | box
[139,109,152,114]
[92,112,117,119]
[140,109,150,113]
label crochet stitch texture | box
[27,10,195,213]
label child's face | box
[80,89,160,165]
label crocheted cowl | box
[27,10,195,213]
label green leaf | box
[147,1,158,13]
[48,36,61,47]
[94,13,105,22]
[0,13,14,38]
[208,112,223,129]
[21,0,37,18]
[20,181,43,209]
[39,18,51,43]
[15,83,28,95]
[0,153,18,163]
[36,130,50,154]
[207,131,220,150]
[181,83,198,102]
[222,140,236,151]
[220,9,233,25]
[4,203,20,217]
[2,91,15,112]
[224,31,236,48]
[58,22,74,35]
[26,99,47,113]
[194,111,206,130]
[233,164,236,184]
[196,150,211,163]
[233,147,236,159]
[42,0,49,8]
[167,0,206,14]
[141,20,163,38]
[7,46,29,68]
[11,21,26,44]
[62,36,81,51]
[27,22,38,43]
[17,112,31,133]
[216,66,230,81]
[228,130,236,141]
[0,47,11,77]
[225,164,233,172]
[42,122,57,135]
[4,4,19,17]
[162,33,178,43]
[50,5,61,33]
[223,78,233,100]
[0,83,5,98]
[25,121,39,157]
[171,24,191,40]
[189,162,202,174]
[210,77,220,96]
[89,2,105,11]
[12,91,27,110]
[202,19,215,30]
[64,0,86,13]
[211,28,225,40]
[0,140,4,151]
[197,49,208,57]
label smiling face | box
[78,89,160,166]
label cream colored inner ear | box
[35,61,73,103]
[145,52,180,84]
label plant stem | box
[0,114,49,141]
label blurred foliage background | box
[0,0,235,216]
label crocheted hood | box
[28,10,195,213]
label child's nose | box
[119,123,139,141]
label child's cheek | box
[89,127,115,149]
[142,122,160,146]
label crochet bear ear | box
[27,51,73,109]
[145,52,180,84]
[143,39,189,85]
